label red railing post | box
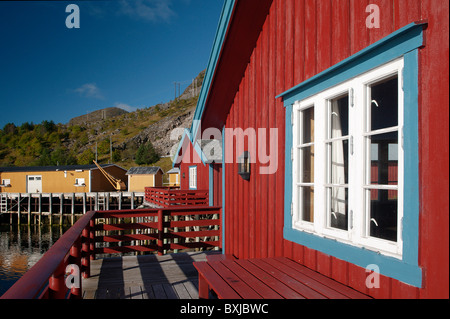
[89,218,95,261]
[157,209,164,256]
[48,263,66,299]
[68,237,82,299]
[82,224,90,279]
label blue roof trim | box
[172,0,235,168]
[172,129,208,167]
[190,0,236,141]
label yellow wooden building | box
[0,164,128,194]
[126,167,163,192]
[166,167,180,187]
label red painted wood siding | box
[223,0,449,299]
[178,139,209,191]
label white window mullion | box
[314,98,326,235]
[351,77,366,246]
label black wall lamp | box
[238,151,250,180]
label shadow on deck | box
[82,251,221,299]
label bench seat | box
[193,257,372,299]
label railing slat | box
[2,205,221,299]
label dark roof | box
[0,164,123,173]
[126,167,162,175]
[166,167,180,174]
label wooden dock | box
[82,251,220,299]
[0,192,147,225]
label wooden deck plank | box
[162,283,179,299]
[193,261,242,299]
[129,286,143,299]
[263,258,350,299]
[236,259,305,299]
[273,257,372,299]
[173,282,192,299]
[183,280,199,299]
[82,251,216,299]
[142,285,156,299]
[208,261,262,299]
[249,259,327,299]
[222,260,284,299]
[152,284,168,299]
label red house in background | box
[178,0,449,298]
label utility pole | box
[174,82,177,100]
[110,134,112,164]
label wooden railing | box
[145,187,209,207]
[1,206,221,299]
[1,210,95,299]
[93,207,221,256]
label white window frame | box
[1,179,11,187]
[292,58,404,258]
[189,166,197,189]
[75,178,86,186]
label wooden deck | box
[82,251,221,299]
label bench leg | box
[198,274,210,299]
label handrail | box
[145,187,209,207]
[1,210,95,299]
[1,206,221,299]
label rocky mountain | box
[68,107,129,126]
[0,70,205,171]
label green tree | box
[135,142,159,165]
[51,147,77,166]
[112,149,121,163]
[98,138,110,155]
[77,149,95,165]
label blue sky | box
[0,0,224,128]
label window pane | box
[369,189,398,242]
[300,186,314,222]
[301,145,314,183]
[301,107,314,144]
[369,132,398,186]
[329,140,348,185]
[328,187,348,230]
[330,95,349,138]
[370,76,398,131]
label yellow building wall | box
[0,165,127,193]
[168,173,180,187]
[128,171,163,192]
[0,170,90,193]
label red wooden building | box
[181,0,449,298]
[172,129,222,207]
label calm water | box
[0,224,70,296]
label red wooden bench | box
[193,257,372,299]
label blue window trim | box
[188,165,197,190]
[279,22,425,288]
